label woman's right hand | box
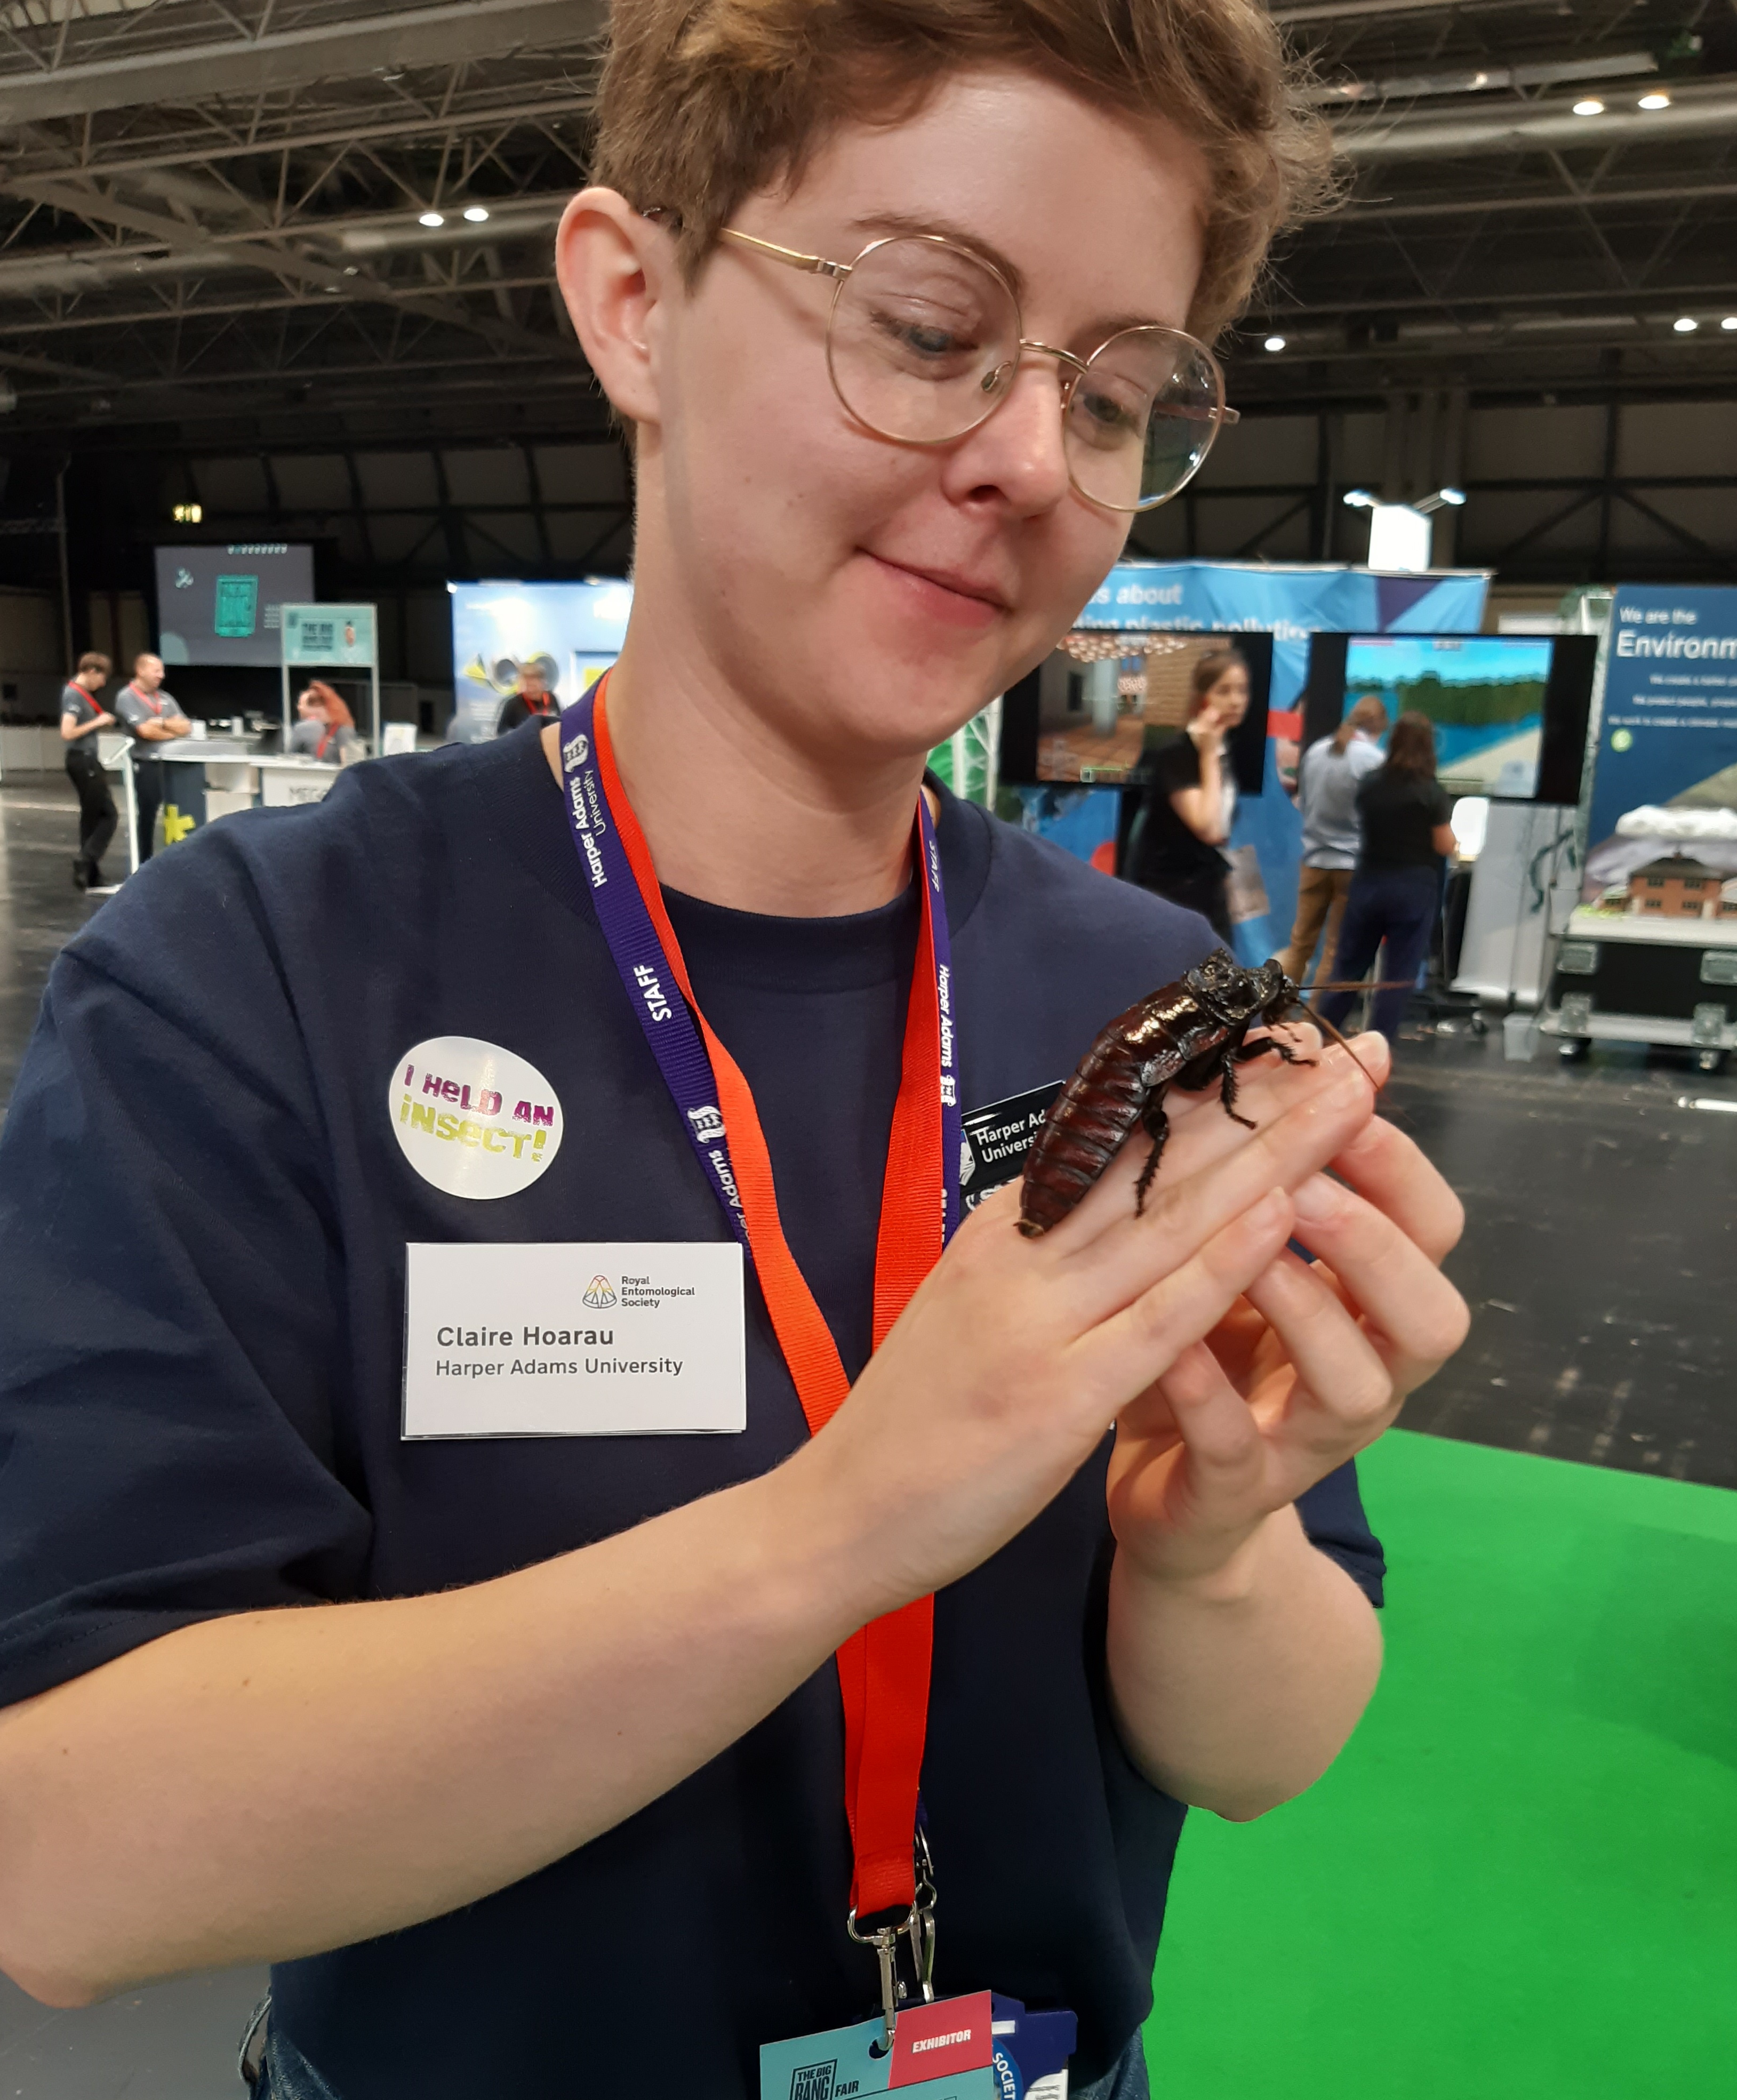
[792,1039,1382,1614]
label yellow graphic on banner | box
[163,806,197,845]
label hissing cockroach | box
[1018,948,1371,1237]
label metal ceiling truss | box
[0,0,1732,448]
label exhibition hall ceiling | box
[0,0,1732,443]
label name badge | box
[402,1241,746,1438]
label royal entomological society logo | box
[582,1275,618,1309]
[562,731,589,768]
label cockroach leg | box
[1218,1049,1258,1130]
[1133,1094,1172,1215]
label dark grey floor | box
[1,772,1732,2088]
[1385,1025,1737,1490]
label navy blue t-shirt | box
[0,727,1383,2094]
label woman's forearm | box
[1105,1503,1381,1821]
[0,1452,873,2008]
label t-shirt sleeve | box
[1296,1458,1385,1607]
[1429,781,1454,827]
[1150,738,1199,798]
[0,852,372,1710]
[111,687,147,728]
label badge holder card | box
[759,1992,1077,2100]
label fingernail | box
[1292,1176,1345,1223]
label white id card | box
[402,1241,746,1438]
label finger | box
[1287,1174,1471,1380]
[1240,1249,1401,1457]
[1058,1049,1376,1320]
[1319,1112,1464,1266]
[1069,1187,1295,1409]
[1153,1341,1265,1480]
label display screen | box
[1301,631,1599,805]
[999,629,1272,796]
[154,544,315,668]
[447,577,634,741]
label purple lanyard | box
[556,681,962,1256]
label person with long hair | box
[1277,692,1388,986]
[1130,646,1249,943]
[1315,710,1458,1045]
[289,681,361,765]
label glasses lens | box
[1065,330,1225,511]
[828,237,1019,445]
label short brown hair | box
[76,651,111,678]
[594,0,1333,335]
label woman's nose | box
[939,354,1074,515]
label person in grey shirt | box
[1278,693,1387,986]
[112,651,193,864]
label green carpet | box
[1144,1428,1737,2096]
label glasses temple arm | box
[715,227,850,280]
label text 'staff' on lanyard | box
[557,676,963,2034]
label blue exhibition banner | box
[447,578,633,740]
[1053,559,1489,965]
[1584,585,1737,867]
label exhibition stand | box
[1006,558,1491,969]
[106,738,344,875]
[1541,582,1737,1070]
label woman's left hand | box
[1105,1037,1469,1587]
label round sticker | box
[389,1035,563,1200]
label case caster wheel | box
[1558,1037,1591,1063]
[1694,1048,1727,1076]
[1470,1013,1490,1038]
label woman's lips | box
[863,551,1007,630]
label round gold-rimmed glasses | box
[714,225,1238,514]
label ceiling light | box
[1637,92,1671,110]
[418,210,445,228]
[343,265,359,276]
[463,205,491,223]
[1572,98,1604,116]
[1342,488,1376,510]
[1263,334,1286,352]
[1721,317,1737,332]
[1674,316,1699,333]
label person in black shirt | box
[494,661,557,735]
[1128,647,1248,943]
[58,651,119,893]
[1316,711,1458,1045]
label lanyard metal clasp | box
[846,1828,939,2049]
[845,1905,912,2051]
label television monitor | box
[1300,631,1598,805]
[154,543,315,668]
[999,629,1272,797]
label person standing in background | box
[59,652,119,894]
[1278,693,1388,987]
[112,652,193,865]
[1130,647,1249,944]
[1316,711,1458,1046]
[494,661,557,736]
[289,682,362,765]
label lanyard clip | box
[846,1906,914,2051]
[907,1825,938,2004]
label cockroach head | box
[1184,949,1291,1025]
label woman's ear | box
[555,188,669,429]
